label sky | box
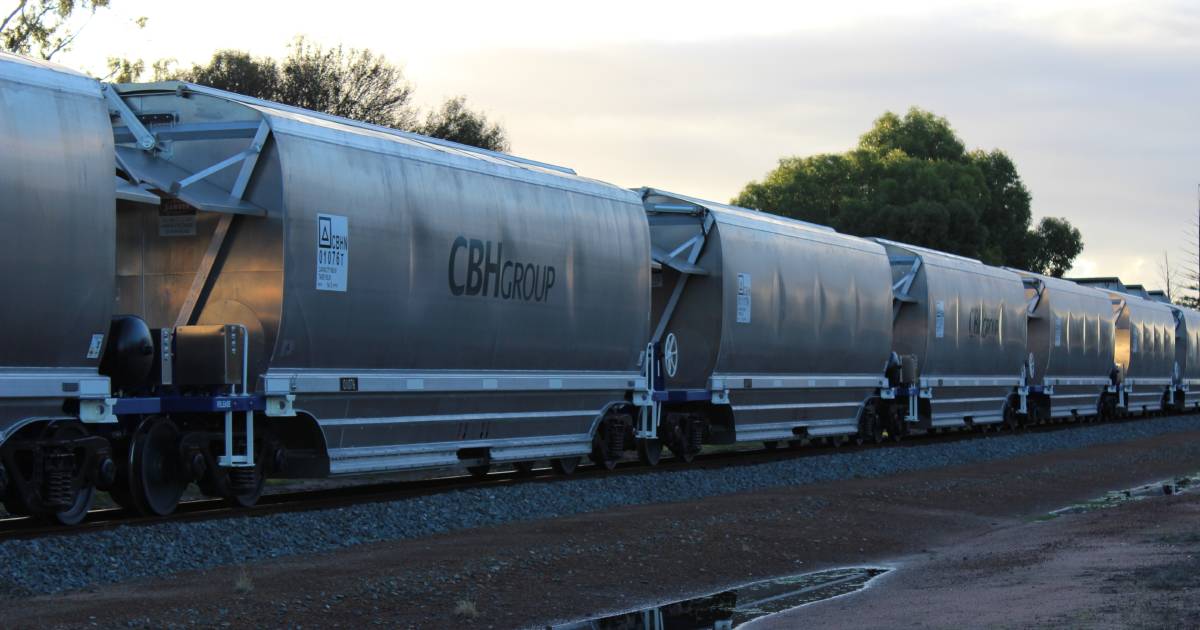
[52,0,1200,291]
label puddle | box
[550,566,890,629]
[1045,472,1200,519]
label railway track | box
[0,411,1175,541]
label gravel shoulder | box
[4,417,1200,628]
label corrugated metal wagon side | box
[1015,270,1119,420]
[0,53,117,523]
[1170,306,1200,410]
[638,189,895,451]
[1109,294,1176,413]
[106,80,650,506]
[877,239,1027,429]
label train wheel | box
[128,417,188,516]
[551,457,580,475]
[637,439,662,466]
[467,465,491,479]
[513,461,537,476]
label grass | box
[234,567,254,594]
[454,599,479,618]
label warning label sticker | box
[1054,315,1063,347]
[934,301,945,338]
[736,273,752,324]
[158,199,197,237]
[316,213,349,292]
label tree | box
[1158,251,1177,303]
[274,38,415,129]
[732,106,1084,272]
[1177,185,1200,308]
[157,39,508,151]
[182,50,278,98]
[858,109,965,162]
[1026,217,1083,277]
[418,96,509,152]
[2,0,110,59]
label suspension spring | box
[606,424,625,454]
[687,417,704,451]
[227,467,259,494]
[41,451,75,508]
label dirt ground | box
[754,487,1200,629]
[6,429,1200,629]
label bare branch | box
[0,1,28,34]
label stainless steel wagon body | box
[1170,305,1200,408]
[641,189,893,442]
[0,54,116,439]
[878,240,1027,427]
[1111,294,1176,412]
[1017,271,1117,418]
[110,82,650,476]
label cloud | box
[415,16,1198,286]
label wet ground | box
[553,567,890,628]
[766,473,1200,628]
[5,428,1200,628]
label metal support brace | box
[171,150,253,194]
[1018,365,1029,414]
[174,214,235,328]
[890,256,922,321]
[220,324,255,468]
[907,387,929,422]
[650,214,713,345]
[230,121,270,200]
[636,343,660,439]
[103,84,156,150]
[1023,277,1045,316]
[218,410,256,468]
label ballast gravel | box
[3,415,1200,597]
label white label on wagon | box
[1054,315,1063,347]
[86,333,104,359]
[736,273,752,324]
[316,213,349,292]
[935,300,945,338]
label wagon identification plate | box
[316,213,349,292]
[736,273,752,324]
[158,199,197,237]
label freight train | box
[1,52,1195,525]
